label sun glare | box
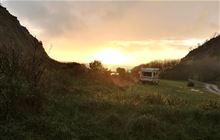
[93,48,128,65]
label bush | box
[116,67,126,77]
[0,45,45,120]
[187,81,194,87]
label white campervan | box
[139,68,160,84]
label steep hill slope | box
[182,35,220,62]
[163,35,220,81]
[0,5,48,59]
[0,5,86,72]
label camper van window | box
[142,72,152,77]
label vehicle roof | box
[141,68,159,72]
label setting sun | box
[93,48,128,65]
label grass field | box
[1,73,220,140]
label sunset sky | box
[2,0,219,68]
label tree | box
[89,60,104,72]
[89,60,111,77]
[116,67,126,77]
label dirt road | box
[205,84,220,95]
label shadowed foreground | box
[1,65,220,140]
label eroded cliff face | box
[0,5,48,59]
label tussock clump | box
[143,93,187,106]
[187,81,195,87]
[126,115,164,140]
[201,100,220,110]
[144,94,166,105]
[102,113,122,127]
[165,95,187,106]
[203,110,220,125]
[99,113,124,139]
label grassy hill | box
[2,72,220,140]
[163,35,220,81]
[1,5,220,140]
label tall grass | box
[1,52,220,139]
[0,44,45,120]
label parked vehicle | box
[139,68,159,84]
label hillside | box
[0,6,48,59]
[163,35,220,81]
[182,35,220,62]
[0,5,87,73]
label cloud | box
[2,1,219,64]
[4,1,219,41]
[108,39,203,52]
[3,1,88,38]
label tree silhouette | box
[89,60,104,72]
[116,67,126,77]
